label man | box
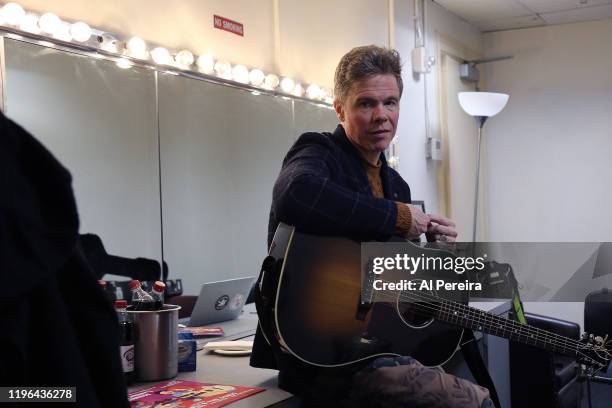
[251,46,492,407]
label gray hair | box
[334,45,403,103]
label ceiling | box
[433,0,612,32]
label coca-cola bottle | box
[128,279,155,311]
[150,281,165,310]
[98,279,117,304]
[115,300,135,384]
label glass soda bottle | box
[98,279,116,304]
[115,300,135,384]
[128,279,155,311]
[150,281,165,310]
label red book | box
[179,327,225,338]
[129,380,264,407]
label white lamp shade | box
[458,92,509,117]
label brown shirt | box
[363,160,412,236]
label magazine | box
[129,380,264,407]
[179,327,225,337]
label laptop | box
[186,277,255,326]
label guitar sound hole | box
[398,302,434,328]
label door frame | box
[435,32,484,221]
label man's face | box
[334,74,400,158]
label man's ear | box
[333,99,345,123]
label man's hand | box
[427,214,458,242]
[407,204,430,238]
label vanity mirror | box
[1,36,337,293]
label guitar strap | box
[460,330,501,408]
[510,272,527,325]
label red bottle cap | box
[98,279,107,288]
[115,300,128,308]
[128,280,141,290]
[153,281,166,292]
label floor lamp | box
[458,91,509,242]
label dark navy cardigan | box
[267,124,412,247]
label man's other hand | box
[427,214,458,242]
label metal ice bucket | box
[127,304,181,381]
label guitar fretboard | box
[373,286,599,364]
[434,300,582,357]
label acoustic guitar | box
[256,224,611,374]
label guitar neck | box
[436,301,581,359]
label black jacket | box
[0,113,129,407]
[267,125,411,247]
[251,125,412,397]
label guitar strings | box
[374,290,583,352]
[386,290,607,365]
[371,290,600,365]
[368,285,606,364]
[376,287,586,352]
[372,280,585,349]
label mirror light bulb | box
[196,54,214,74]
[321,88,333,104]
[20,14,40,34]
[306,84,322,100]
[39,13,61,34]
[2,3,25,26]
[264,74,279,89]
[232,64,249,84]
[291,83,304,97]
[175,50,194,68]
[151,47,172,65]
[214,61,232,79]
[70,22,91,42]
[280,77,295,93]
[53,23,72,42]
[249,69,265,86]
[127,37,147,59]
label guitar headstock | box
[578,332,612,375]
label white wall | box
[394,0,483,214]
[483,19,612,242]
[278,0,389,87]
[483,19,612,329]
